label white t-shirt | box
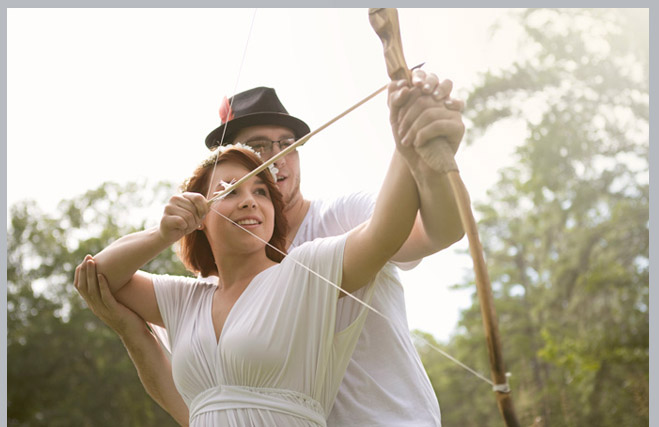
[293,193,441,427]
[153,235,377,427]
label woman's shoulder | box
[289,234,347,254]
[283,234,349,270]
[150,273,217,294]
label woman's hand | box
[159,192,209,244]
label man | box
[77,70,465,426]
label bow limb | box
[368,8,521,427]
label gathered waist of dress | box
[189,384,326,426]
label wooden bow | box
[368,8,521,427]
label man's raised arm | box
[387,70,466,264]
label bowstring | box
[206,8,258,198]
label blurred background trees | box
[7,8,648,427]
[8,181,184,426]
[418,8,648,427]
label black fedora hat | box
[205,87,310,149]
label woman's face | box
[203,162,275,256]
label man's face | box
[231,125,302,208]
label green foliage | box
[419,8,648,427]
[7,180,189,426]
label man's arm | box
[75,256,190,426]
[387,70,467,263]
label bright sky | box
[7,8,526,341]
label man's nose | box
[272,145,287,167]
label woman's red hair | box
[178,145,288,277]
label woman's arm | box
[90,192,208,324]
[342,83,422,292]
[341,151,419,293]
[341,72,467,292]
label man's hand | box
[386,69,466,260]
[74,254,149,336]
[388,69,465,173]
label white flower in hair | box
[214,142,256,154]
[268,164,279,181]
[222,143,278,181]
[211,179,237,200]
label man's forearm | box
[391,167,464,264]
[120,325,189,426]
[386,75,466,262]
[94,227,171,293]
[415,169,464,250]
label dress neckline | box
[210,263,278,346]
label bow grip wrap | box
[368,8,458,174]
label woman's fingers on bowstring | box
[182,192,209,224]
[173,193,207,225]
[163,195,204,234]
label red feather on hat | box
[219,96,235,123]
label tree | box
[425,8,648,427]
[7,180,188,426]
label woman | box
[75,143,420,426]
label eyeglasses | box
[243,137,297,158]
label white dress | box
[150,192,442,426]
[153,235,375,427]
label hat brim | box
[205,112,311,149]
